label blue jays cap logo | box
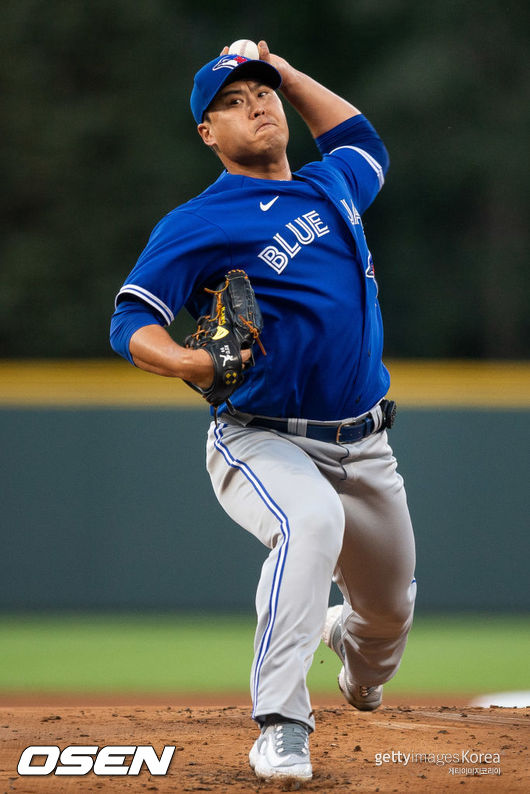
[213,55,250,71]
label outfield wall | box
[1,361,529,612]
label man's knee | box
[346,583,416,638]
[290,497,345,563]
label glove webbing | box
[204,282,267,356]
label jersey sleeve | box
[314,115,389,214]
[110,299,164,364]
[115,209,230,324]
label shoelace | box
[272,723,309,756]
[360,685,378,697]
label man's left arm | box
[255,42,389,212]
[257,40,361,138]
[258,40,389,194]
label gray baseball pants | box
[206,406,416,731]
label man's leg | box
[333,430,417,694]
[206,421,345,730]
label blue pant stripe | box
[213,423,290,717]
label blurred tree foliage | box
[1,0,528,358]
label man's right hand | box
[128,324,212,383]
[191,347,252,390]
[129,324,251,389]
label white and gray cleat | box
[249,720,312,780]
[338,667,383,711]
[321,604,345,661]
[322,605,383,711]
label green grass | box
[0,613,528,695]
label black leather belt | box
[247,400,397,444]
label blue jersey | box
[113,115,390,421]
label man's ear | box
[197,121,216,148]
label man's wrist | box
[182,347,214,390]
[278,65,303,97]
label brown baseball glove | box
[184,269,265,411]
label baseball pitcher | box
[110,40,417,782]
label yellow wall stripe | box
[0,359,529,408]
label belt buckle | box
[336,420,355,444]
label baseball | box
[229,39,260,60]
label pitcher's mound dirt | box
[0,702,528,792]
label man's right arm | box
[129,325,213,386]
[110,206,236,389]
[110,300,214,388]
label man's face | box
[198,79,289,168]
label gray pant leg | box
[333,430,417,687]
[206,421,345,730]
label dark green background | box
[2,0,529,359]
[2,407,528,612]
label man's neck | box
[222,155,292,181]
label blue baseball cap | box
[190,53,282,124]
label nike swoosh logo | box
[260,196,279,212]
